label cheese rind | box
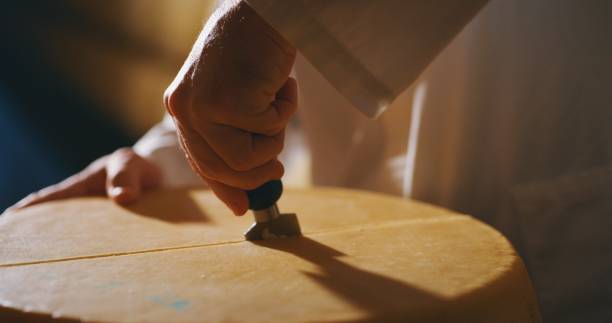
[0,188,542,322]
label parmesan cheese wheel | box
[0,188,541,322]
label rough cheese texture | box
[0,188,541,322]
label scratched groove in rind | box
[0,216,467,268]
[0,188,458,266]
[0,241,244,268]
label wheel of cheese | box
[0,188,541,322]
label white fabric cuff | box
[245,0,487,118]
[133,115,205,188]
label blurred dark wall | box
[0,0,212,210]
[0,1,134,209]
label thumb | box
[106,149,144,205]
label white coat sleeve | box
[245,0,488,118]
[133,114,205,188]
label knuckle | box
[234,71,277,102]
[113,147,135,159]
[111,148,140,167]
[163,89,171,110]
[163,84,191,119]
[163,87,177,113]
[25,192,41,201]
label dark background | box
[0,0,212,210]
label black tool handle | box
[247,180,283,211]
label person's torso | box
[296,1,612,321]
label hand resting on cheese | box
[5,148,161,212]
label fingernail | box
[110,187,137,205]
[232,206,247,216]
[109,187,126,198]
[5,201,27,212]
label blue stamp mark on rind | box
[149,295,190,312]
[170,299,190,311]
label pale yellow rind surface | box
[0,188,541,322]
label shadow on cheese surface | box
[0,188,541,322]
[125,189,212,224]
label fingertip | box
[6,193,42,212]
[3,206,18,214]
[230,193,249,216]
[232,206,248,216]
[6,200,28,212]
[205,179,249,216]
[109,187,139,205]
[274,160,285,179]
